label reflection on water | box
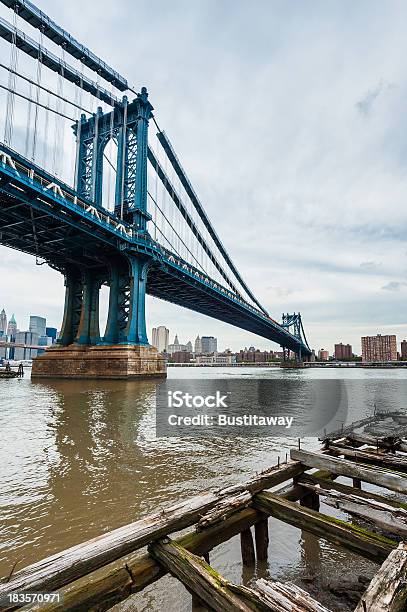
[0,367,406,610]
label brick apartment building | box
[334,343,352,360]
[361,334,397,362]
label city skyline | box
[1,0,407,352]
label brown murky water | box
[1,367,406,610]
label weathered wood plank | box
[0,461,302,602]
[254,578,332,612]
[148,538,256,611]
[291,449,407,494]
[328,445,407,471]
[149,539,331,612]
[355,542,407,611]
[346,432,407,453]
[301,482,407,537]
[197,492,252,531]
[297,474,407,512]
[253,491,397,563]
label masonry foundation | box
[31,344,166,379]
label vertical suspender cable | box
[4,6,19,146]
[119,99,127,219]
[31,26,43,161]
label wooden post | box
[254,517,269,562]
[240,528,255,566]
[353,478,362,489]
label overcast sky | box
[1,0,406,353]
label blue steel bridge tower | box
[56,89,154,352]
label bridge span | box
[0,0,311,378]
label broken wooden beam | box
[300,481,407,537]
[291,449,407,494]
[327,445,407,471]
[0,461,303,603]
[355,542,407,611]
[148,538,331,612]
[253,491,396,563]
[254,578,332,612]
[346,432,407,453]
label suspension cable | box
[0,62,92,115]
[0,82,75,121]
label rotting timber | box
[2,413,407,610]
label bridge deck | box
[0,145,311,355]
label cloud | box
[382,281,407,291]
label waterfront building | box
[401,340,407,360]
[334,343,352,360]
[7,314,17,339]
[152,326,169,353]
[361,334,397,362]
[46,327,58,343]
[0,309,7,335]
[194,335,202,354]
[186,341,193,352]
[201,336,217,354]
[29,316,46,338]
[237,349,276,363]
[317,348,329,361]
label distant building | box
[0,309,7,335]
[7,314,17,339]
[318,349,329,361]
[168,334,188,355]
[14,331,39,360]
[194,335,202,355]
[334,343,352,360]
[401,340,407,360]
[152,326,169,353]
[201,336,217,354]
[170,351,192,363]
[361,334,397,362]
[237,349,276,363]
[46,327,58,343]
[29,316,46,338]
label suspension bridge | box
[0,0,311,378]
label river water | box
[1,367,407,610]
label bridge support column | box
[75,271,102,346]
[58,268,83,346]
[119,256,149,345]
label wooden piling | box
[240,528,255,567]
[254,517,269,562]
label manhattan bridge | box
[0,0,311,377]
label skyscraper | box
[401,340,407,360]
[194,335,202,354]
[7,314,17,339]
[361,334,397,362]
[29,316,46,338]
[201,336,217,354]
[152,326,169,353]
[0,309,7,335]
